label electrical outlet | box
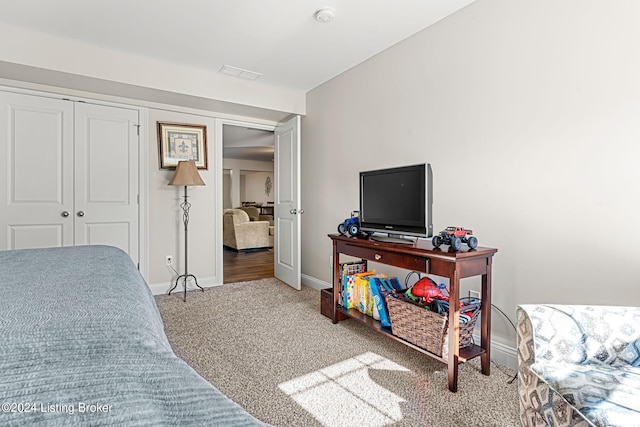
[329,255,333,268]
[166,255,173,266]
[469,290,481,300]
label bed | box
[0,245,265,426]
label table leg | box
[480,259,493,375]
[332,241,340,324]
[448,268,460,392]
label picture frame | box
[157,122,208,169]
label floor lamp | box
[167,160,206,301]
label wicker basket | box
[386,294,480,358]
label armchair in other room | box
[223,209,271,251]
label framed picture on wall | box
[157,122,208,169]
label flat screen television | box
[359,163,432,243]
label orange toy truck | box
[431,226,478,250]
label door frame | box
[0,85,149,280]
[215,118,277,284]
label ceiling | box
[223,125,274,163]
[0,0,475,162]
[0,0,475,93]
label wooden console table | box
[329,233,497,392]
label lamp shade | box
[168,161,205,186]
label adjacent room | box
[1,1,639,426]
[222,124,275,282]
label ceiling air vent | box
[219,65,262,81]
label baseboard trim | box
[301,273,330,290]
[300,274,518,370]
[474,333,518,371]
[148,276,221,296]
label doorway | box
[221,123,275,283]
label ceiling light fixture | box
[314,7,336,23]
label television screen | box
[359,163,432,242]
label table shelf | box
[337,306,485,363]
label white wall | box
[0,22,305,115]
[301,0,640,352]
[244,172,275,206]
[222,158,274,208]
[223,171,232,209]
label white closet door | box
[74,102,139,262]
[0,92,74,249]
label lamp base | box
[169,273,204,302]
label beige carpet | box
[155,278,519,427]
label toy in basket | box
[404,277,465,314]
[385,276,481,358]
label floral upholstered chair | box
[517,304,640,427]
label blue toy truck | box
[338,211,361,237]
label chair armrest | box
[518,305,640,367]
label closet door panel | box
[0,92,74,250]
[74,103,139,261]
[8,225,64,250]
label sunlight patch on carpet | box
[278,352,410,427]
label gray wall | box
[301,0,640,349]
[147,110,219,290]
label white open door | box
[274,115,301,290]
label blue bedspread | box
[0,245,265,426]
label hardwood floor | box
[223,247,274,283]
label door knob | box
[61,211,70,218]
[289,208,304,215]
[77,211,85,217]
